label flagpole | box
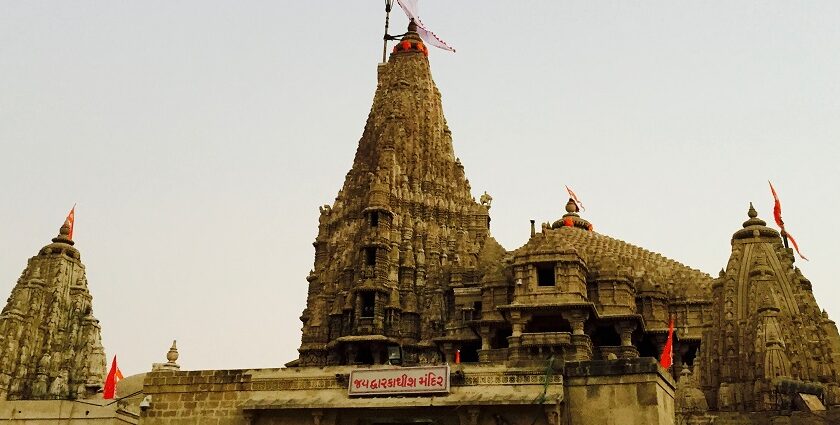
[382,0,394,63]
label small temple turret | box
[0,220,106,400]
[699,204,840,412]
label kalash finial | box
[742,202,767,228]
[51,219,75,246]
[565,198,579,214]
[167,340,179,365]
[391,20,428,57]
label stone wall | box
[140,369,252,425]
[138,361,678,425]
[564,358,676,425]
[0,399,137,424]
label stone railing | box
[520,332,572,347]
[478,348,509,363]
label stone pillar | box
[562,310,591,361]
[442,343,455,364]
[616,321,639,359]
[480,326,491,351]
[561,310,588,336]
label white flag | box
[396,0,455,52]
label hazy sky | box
[1,1,838,376]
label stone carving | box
[700,205,840,413]
[0,222,106,400]
[285,20,840,425]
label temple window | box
[370,211,379,227]
[365,247,377,266]
[536,262,556,286]
[361,292,375,318]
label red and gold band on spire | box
[393,40,429,57]
[769,181,808,261]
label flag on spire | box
[659,317,674,369]
[565,185,585,211]
[103,355,124,399]
[66,205,76,240]
[396,0,455,52]
[768,181,808,261]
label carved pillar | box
[562,310,588,335]
[442,342,455,364]
[479,326,492,363]
[615,321,639,359]
[562,310,591,361]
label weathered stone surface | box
[0,221,106,401]
[297,23,493,367]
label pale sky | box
[1,1,838,376]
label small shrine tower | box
[0,220,107,400]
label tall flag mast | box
[382,0,395,63]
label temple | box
[1,21,839,425]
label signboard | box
[348,365,450,396]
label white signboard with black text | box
[348,365,450,396]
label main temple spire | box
[297,21,492,367]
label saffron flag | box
[769,181,783,228]
[66,205,76,240]
[396,0,456,52]
[103,355,124,399]
[565,185,585,211]
[659,317,674,369]
[455,349,461,364]
[768,181,808,261]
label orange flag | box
[659,317,674,369]
[103,355,124,399]
[768,181,808,261]
[66,205,76,240]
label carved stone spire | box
[297,21,491,367]
[700,204,840,411]
[0,221,106,400]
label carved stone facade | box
[0,221,106,401]
[290,22,840,424]
[698,204,840,415]
[298,23,493,368]
[4,21,839,425]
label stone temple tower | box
[700,204,840,412]
[0,220,107,400]
[297,22,495,367]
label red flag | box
[455,349,461,364]
[660,317,674,369]
[103,355,123,399]
[768,181,808,261]
[66,205,76,240]
[565,185,585,211]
